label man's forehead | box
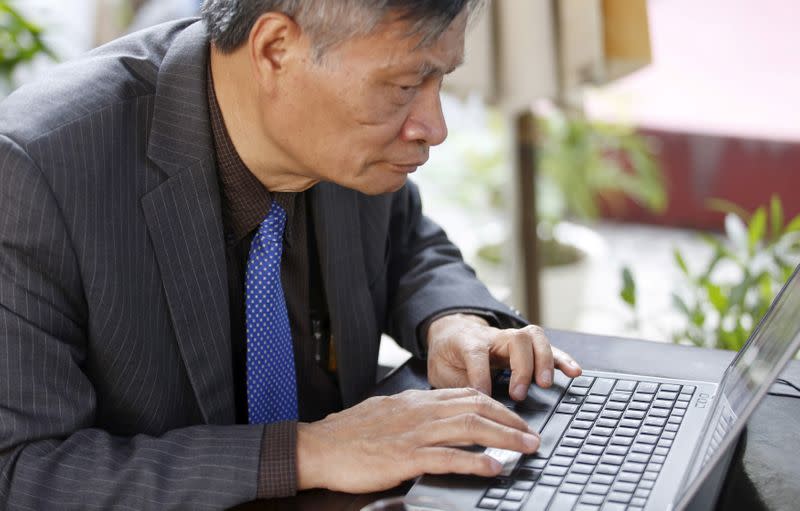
[369,17,467,75]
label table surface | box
[233,330,800,511]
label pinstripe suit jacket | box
[0,18,523,510]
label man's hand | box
[426,313,583,400]
[296,388,540,493]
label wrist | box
[296,422,327,490]
[427,313,490,347]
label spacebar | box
[536,413,572,458]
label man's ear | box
[248,12,305,88]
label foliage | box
[0,1,55,89]
[536,105,667,226]
[621,196,800,351]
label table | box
[233,330,800,511]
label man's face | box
[263,12,467,195]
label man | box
[0,0,581,508]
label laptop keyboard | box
[477,376,695,511]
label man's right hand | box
[296,387,539,493]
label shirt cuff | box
[257,420,298,499]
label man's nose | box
[401,83,448,147]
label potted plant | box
[0,1,56,96]
[621,196,800,350]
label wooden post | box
[516,110,541,324]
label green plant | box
[622,196,800,350]
[536,106,667,226]
[0,1,56,91]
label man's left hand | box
[426,313,583,401]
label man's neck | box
[209,46,318,193]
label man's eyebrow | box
[416,56,465,77]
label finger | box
[423,413,540,453]
[553,346,583,377]
[529,326,554,388]
[430,389,529,431]
[507,331,534,401]
[463,347,492,395]
[414,447,502,478]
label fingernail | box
[523,433,539,450]
[512,384,527,400]
[569,360,580,369]
[541,370,552,385]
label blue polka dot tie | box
[245,202,298,424]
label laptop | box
[407,264,800,511]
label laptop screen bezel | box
[672,263,800,509]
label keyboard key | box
[571,463,595,475]
[586,395,606,405]
[636,382,658,393]
[624,410,645,420]
[512,480,534,491]
[560,483,585,495]
[662,431,677,440]
[566,473,590,485]
[621,462,646,473]
[582,403,603,413]
[539,412,573,457]
[628,401,649,410]
[652,399,673,409]
[601,409,623,419]
[491,477,513,488]
[681,385,696,395]
[581,444,605,455]
[665,423,679,433]
[632,393,654,403]
[619,419,642,429]
[499,503,521,511]
[513,468,541,481]
[522,457,547,469]
[538,475,563,486]
[667,416,682,425]
[550,456,573,467]
[658,439,674,448]
[642,471,659,481]
[561,437,583,448]
[544,465,569,476]
[478,498,501,509]
[610,436,633,446]
[576,454,600,465]
[631,497,648,507]
[577,412,599,422]
[635,487,651,498]
[657,391,678,401]
[549,492,580,511]
[650,408,669,418]
[654,447,669,456]
[566,428,590,439]
[605,401,626,411]
[592,426,614,437]
[627,452,649,464]
[600,454,624,465]
[555,444,580,457]
[580,493,605,505]
[631,443,655,455]
[586,435,610,446]
[641,426,661,436]
[610,392,632,402]
[640,479,655,490]
[605,445,628,456]
[591,378,615,395]
[612,481,636,493]
[562,394,584,405]
[487,488,508,499]
[644,417,666,427]
[572,376,595,387]
[590,474,615,485]
[660,384,681,392]
[586,483,611,495]
[615,380,637,392]
[572,420,594,430]
[674,400,689,409]
[677,393,691,402]
[569,386,589,396]
[671,408,686,418]
[646,462,663,473]
[601,503,627,511]
[608,491,632,503]
[615,427,637,437]
[636,434,659,445]
[557,403,579,414]
[618,471,641,483]
[596,418,617,428]
[505,490,526,501]
[596,464,619,475]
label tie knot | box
[256,202,287,243]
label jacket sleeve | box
[0,135,266,510]
[384,180,527,359]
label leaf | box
[674,249,690,277]
[786,214,800,233]
[706,283,729,314]
[620,266,636,307]
[672,293,691,316]
[747,207,767,253]
[707,198,751,221]
[725,213,749,256]
[771,195,784,240]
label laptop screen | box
[677,264,800,495]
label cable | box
[767,378,800,398]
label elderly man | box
[0,0,581,508]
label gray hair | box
[202,0,483,58]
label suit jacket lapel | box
[312,183,379,407]
[141,21,234,424]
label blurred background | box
[3,0,800,364]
